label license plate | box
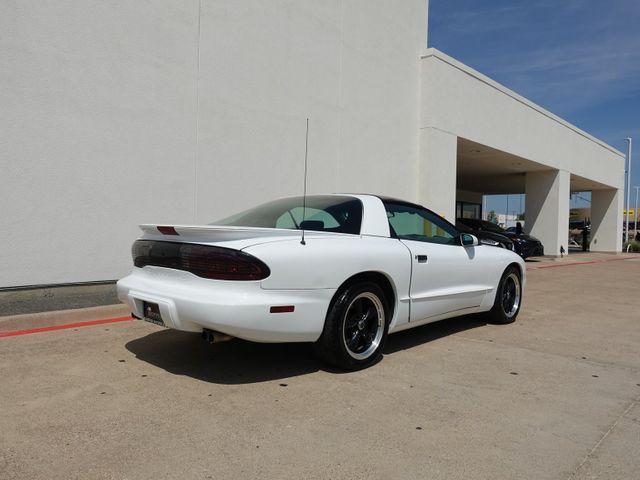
[142,301,164,326]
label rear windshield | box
[212,195,363,235]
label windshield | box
[212,195,363,235]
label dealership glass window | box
[456,201,481,220]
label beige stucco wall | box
[1,0,427,287]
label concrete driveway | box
[1,257,639,479]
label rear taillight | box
[131,240,270,281]
[157,226,179,235]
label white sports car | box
[117,194,525,369]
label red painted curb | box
[0,316,134,338]
[527,256,636,270]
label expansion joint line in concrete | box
[567,394,640,479]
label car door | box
[385,201,490,322]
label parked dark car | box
[457,218,544,259]
[455,221,514,251]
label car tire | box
[314,281,389,370]
[487,266,522,324]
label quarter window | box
[275,208,340,229]
[213,195,362,235]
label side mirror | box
[460,233,479,247]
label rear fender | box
[244,236,412,331]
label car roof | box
[287,192,425,209]
[373,195,425,210]
[270,193,460,237]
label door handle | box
[415,255,428,263]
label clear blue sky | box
[429,0,640,215]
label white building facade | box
[1,1,625,288]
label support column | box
[590,189,623,252]
[418,127,457,221]
[524,169,570,256]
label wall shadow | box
[126,314,488,385]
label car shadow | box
[125,314,488,385]
[383,314,487,355]
[125,329,324,384]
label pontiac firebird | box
[117,194,525,370]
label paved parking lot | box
[1,257,639,480]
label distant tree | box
[487,210,498,223]
[517,213,525,220]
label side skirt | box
[389,305,482,333]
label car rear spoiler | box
[138,224,336,242]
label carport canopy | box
[419,49,624,255]
[455,138,621,255]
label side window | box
[385,202,458,245]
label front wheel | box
[487,266,522,324]
[314,282,389,370]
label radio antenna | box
[301,117,309,245]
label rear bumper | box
[117,267,335,343]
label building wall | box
[420,50,626,191]
[1,0,428,288]
[418,127,457,219]
[419,49,625,255]
[1,2,625,288]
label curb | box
[527,254,639,270]
[0,304,131,333]
[0,316,133,338]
